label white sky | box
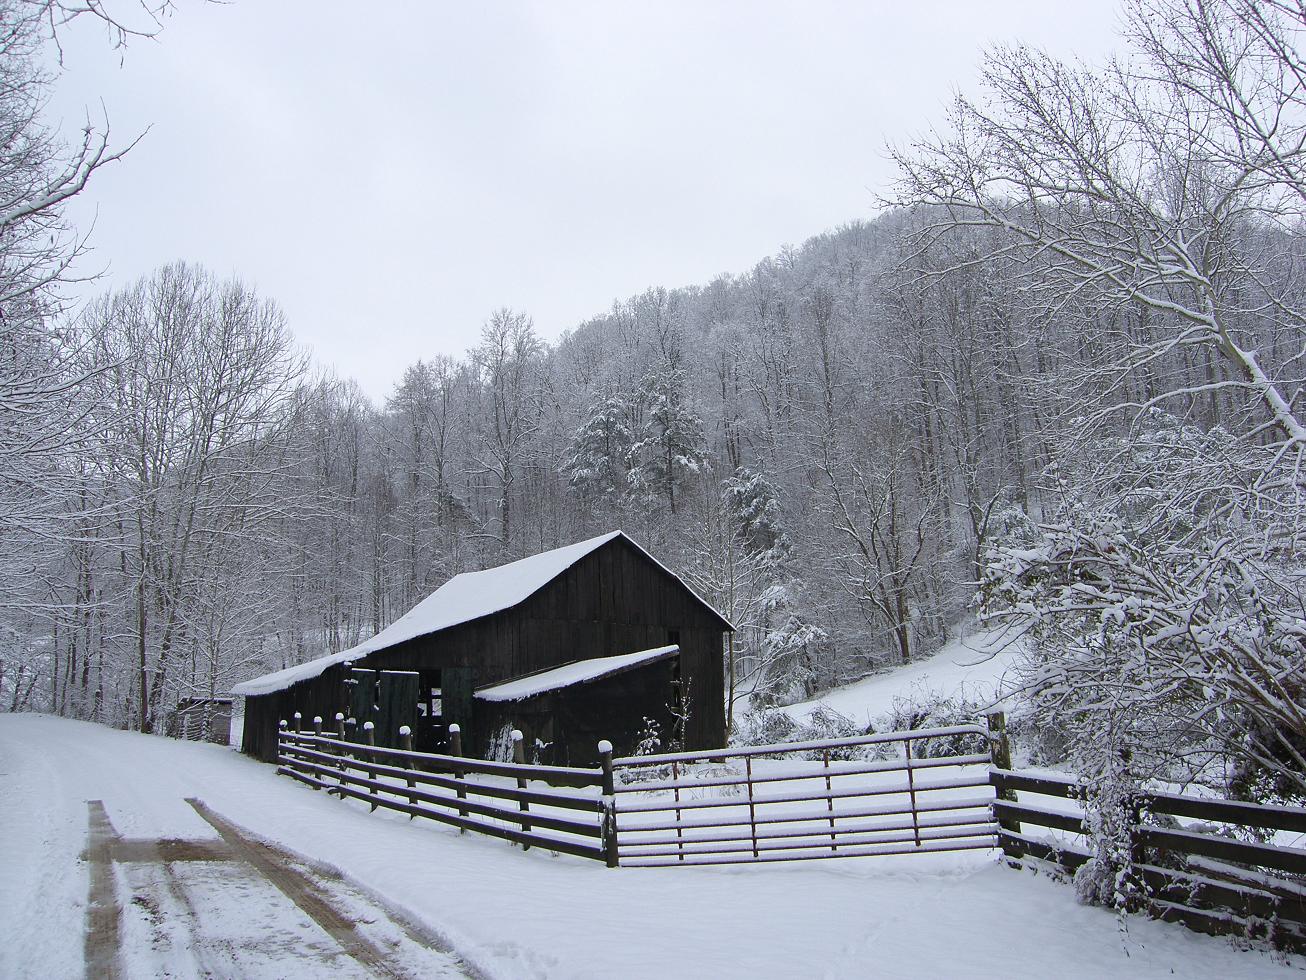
[47,1,1121,401]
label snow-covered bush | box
[633,716,663,757]
[733,704,883,761]
[732,705,799,747]
[880,692,988,759]
[487,723,516,763]
[981,412,1306,797]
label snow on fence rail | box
[276,720,610,861]
[274,707,1306,952]
[991,768,1306,952]
[609,722,999,867]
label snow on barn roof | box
[232,531,730,698]
[474,645,679,702]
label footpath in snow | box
[1,713,1300,980]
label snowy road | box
[0,716,472,979]
[1,714,1302,979]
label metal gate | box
[608,724,998,867]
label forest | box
[2,0,1304,808]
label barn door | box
[441,666,476,750]
[375,670,419,748]
[347,668,377,739]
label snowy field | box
[2,714,1301,979]
[782,627,1022,729]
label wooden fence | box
[609,723,999,867]
[274,710,1306,953]
[991,766,1306,951]
[277,719,612,862]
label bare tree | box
[896,0,1306,791]
[472,309,541,550]
[85,264,304,732]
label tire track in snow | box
[187,798,475,979]
[84,800,124,980]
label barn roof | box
[474,645,679,702]
[232,531,731,697]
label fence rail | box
[989,766,1306,951]
[277,724,609,861]
[610,723,998,867]
[273,710,1306,952]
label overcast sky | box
[47,1,1120,401]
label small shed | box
[233,531,733,765]
[170,697,233,745]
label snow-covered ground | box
[2,713,1299,979]
[782,627,1022,729]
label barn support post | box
[512,730,531,848]
[987,711,1020,837]
[599,739,619,868]
[449,724,467,832]
[399,726,417,812]
[363,722,378,812]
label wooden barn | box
[233,531,733,766]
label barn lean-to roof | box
[474,644,680,703]
[232,530,732,698]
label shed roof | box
[474,645,679,702]
[233,531,730,697]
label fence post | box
[1120,747,1145,881]
[363,722,378,811]
[278,719,288,767]
[672,759,684,862]
[399,725,417,814]
[904,738,921,847]
[987,711,1020,837]
[333,713,347,795]
[308,716,323,789]
[293,711,302,734]
[823,749,837,853]
[599,739,619,868]
[449,724,467,832]
[746,756,758,858]
[512,730,531,849]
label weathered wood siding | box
[241,535,728,762]
[477,656,680,766]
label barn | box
[232,531,733,766]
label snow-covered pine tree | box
[630,369,708,515]
[560,391,636,505]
